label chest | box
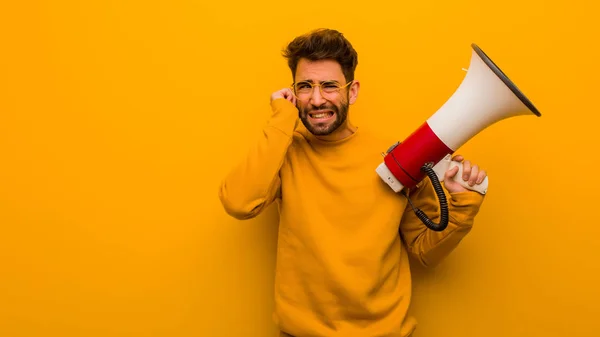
[279,144,405,222]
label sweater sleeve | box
[218,98,299,220]
[398,177,485,268]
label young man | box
[219,28,487,337]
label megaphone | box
[376,43,541,231]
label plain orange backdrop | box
[1,1,599,336]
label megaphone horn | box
[376,43,541,231]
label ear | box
[348,80,360,104]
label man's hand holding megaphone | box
[441,154,488,194]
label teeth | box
[311,112,331,119]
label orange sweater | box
[219,98,485,336]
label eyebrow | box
[296,79,340,84]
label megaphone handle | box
[448,160,488,194]
[433,155,488,195]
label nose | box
[309,86,326,106]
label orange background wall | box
[1,1,599,336]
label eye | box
[296,82,312,90]
[322,82,340,91]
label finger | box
[462,160,471,181]
[468,165,479,186]
[477,170,487,184]
[289,91,297,104]
[452,154,464,162]
[445,165,459,179]
[290,91,297,105]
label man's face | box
[293,59,357,136]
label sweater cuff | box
[268,98,299,136]
[447,191,485,226]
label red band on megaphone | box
[384,121,453,189]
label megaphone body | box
[376,43,541,196]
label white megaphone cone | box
[376,43,541,231]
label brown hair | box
[282,28,358,83]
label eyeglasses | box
[291,80,353,99]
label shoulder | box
[357,127,399,151]
[291,129,310,146]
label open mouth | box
[308,110,334,121]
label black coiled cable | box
[401,162,449,232]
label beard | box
[297,101,349,136]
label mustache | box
[302,104,338,113]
